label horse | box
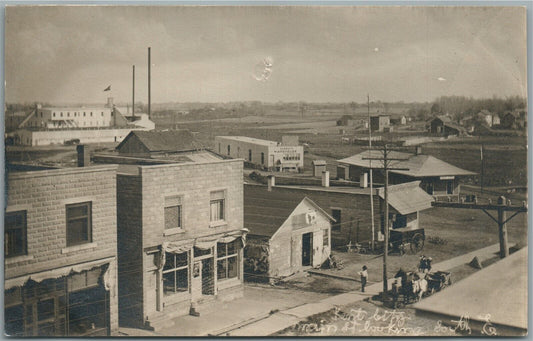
[394,269,428,303]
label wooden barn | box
[243,192,334,282]
[429,115,467,136]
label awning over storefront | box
[378,181,434,215]
[5,256,116,291]
[162,228,249,254]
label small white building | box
[215,136,304,172]
[244,192,334,281]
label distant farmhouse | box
[215,135,304,172]
[390,115,407,126]
[370,114,391,132]
[429,115,467,136]
[337,147,475,197]
[501,109,527,130]
[11,98,155,146]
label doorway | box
[302,233,313,266]
[201,258,214,295]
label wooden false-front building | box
[243,192,334,282]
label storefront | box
[4,259,115,337]
[144,231,246,324]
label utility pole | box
[363,144,409,300]
[368,94,375,251]
[148,47,151,120]
[433,197,527,258]
[480,144,484,195]
[132,65,135,120]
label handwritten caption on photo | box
[294,307,497,336]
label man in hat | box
[358,265,368,292]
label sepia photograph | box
[3,4,529,337]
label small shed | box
[312,160,327,177]
[244,196,334,282]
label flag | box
[103,85,111,92]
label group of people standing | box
[356,255,433,293]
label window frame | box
[5,210,27,258]
[162,251,189,296]
[209,190,226,224]
[164,204,182,230]
[65,202,92,247]
[216,241,239,281]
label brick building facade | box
[4,166,119,336]
[116,158,246,330]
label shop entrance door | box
[302,233,313,266]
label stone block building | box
[115,157,247,330]
[4,166,119,337]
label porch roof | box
[378,181,434,215]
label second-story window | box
[210,191,225,223]
[5,211,27,258]
[66,202,92,246]
[165,196,182,230]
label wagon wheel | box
[410,233,425,253]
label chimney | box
[106,97,114,108]
[415,146,422,155]
[360,172,368,188]
[77,145,91,167]
[267,175,275,192]
[322,171,330,187]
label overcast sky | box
[5,6,527,105]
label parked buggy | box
[389,226,425,255]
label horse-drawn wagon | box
[389,226,425,255]
[391,268,451,307]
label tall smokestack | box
[148,47,151,120]
[132,65,135,120]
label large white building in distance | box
[12,98,155,146]
[215,135,304,172]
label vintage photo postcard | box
[3,5,528,337]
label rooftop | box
[338,150,476,177]
[94,150,226,175]
[414,247,527,331]
[377,181,434,215]
[244,193,333,237]
[216,136,279,147]
[117,129,200,152]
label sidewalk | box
[118,243,503,337]
[226,243,503,336]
